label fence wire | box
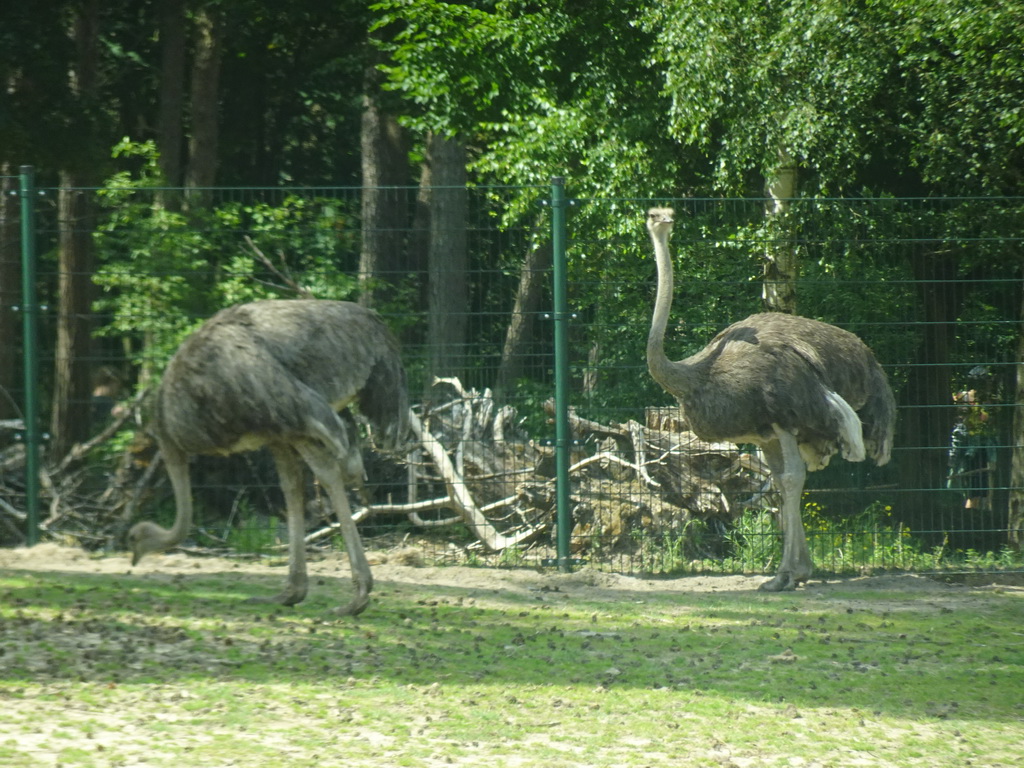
[0,183,1022,577]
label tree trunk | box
[762,148,799,314]
[494,237,550,401]
[1009,279,1024,550]
[410,147,432,314]
[358,47,411,309]
[50,176,97,459]
[156,0,187,203]
[897,250,965,542]
[0,169,18,424]
[184,6,222,203]
[425,132,468,396]
[49,2,100,459]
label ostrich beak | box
[647,208,675,225]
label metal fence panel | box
[1,181,1022,577]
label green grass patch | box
[1,560,1022,767]
[674,504,1024,577]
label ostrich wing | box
[155,300,408,455]
[674,313,894,466]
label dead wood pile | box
[322,381,773,557]
[543,401,773,554]
[0,380,773,558]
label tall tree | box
[424,132,469,393]
[184,5,222,199]
[762,149,799,314]
[495,235,549,401]
[647,0,1024,531]
[50,0,103,459]
[156,0,187,199]
[373,0,690,403]
[1010,283,1024,551]
[0,170,18,424]
[358,39,412,309]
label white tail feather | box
[825,390,865,463]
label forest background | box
[0,0,1022,563]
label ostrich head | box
[646,207,675,239]
[127,521,169,566]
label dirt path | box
[3,542,1017,608]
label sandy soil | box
[2,541,1017,607]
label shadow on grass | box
[1,565,1021,725]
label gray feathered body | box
[153,299,409,457]
[645,206,895,473]
[658,312,895,467]
[645,205,895,590]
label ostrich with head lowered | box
[645,207,895,591]
[128,299,409,616]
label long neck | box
[647,228,690,392]
[160,444,194,547]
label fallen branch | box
[242,236,314,298]
[303,495,466,545]
[0,495,25,521]
[304,408,545,551]
[410,410,542,552]
[56,388,148,473]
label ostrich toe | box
[248,583,308,606]
[334,594,371,617]
[758,571,805,592]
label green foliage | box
[92,141,364,378]
[495,545,528,567]
[211,195,361,305]
[725,508,783,573]
[225,514,280,557]
[632,522,710,574]
[378,1,1023,198]
[723,500,1024,576]
[646,0,1024,196]
[724,502,921,575]
[93,140,216,371]
[505,378,557,436]
[647,0,899,194]
[375,0,695,200]
[373,0,566,136]
[893,0,1024,194]
[805,500,919,572]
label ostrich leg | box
[250,446,310,606]
[294,438,373,617]
[758,426,813,592]
[129,443,194,564]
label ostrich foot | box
[758,570,807,592]
[248,584,308,606]
[334,593,370,617]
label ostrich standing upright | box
[128,299,409,616]
[645,208,895,591]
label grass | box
[670,504,1024,577]
[1,558,1022,767]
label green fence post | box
[550,177,572,572]
[19,165,40,546]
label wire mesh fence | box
[1,178,1022,577]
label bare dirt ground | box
[2,541,1019,607]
